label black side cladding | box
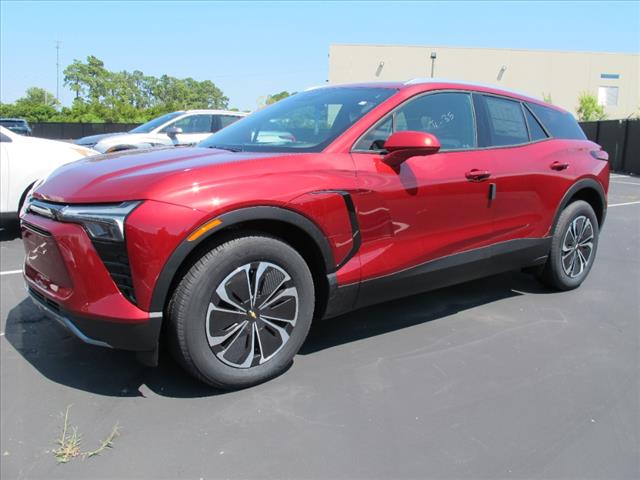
[92,239,136,304]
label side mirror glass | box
[165,126,183,137]
[382,131,441,167]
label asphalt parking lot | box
[1,175,638,480]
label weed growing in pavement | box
[53,405,120,463]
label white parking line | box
[0,269,22,276]
[609,201,640,207]
[611,181,640,186]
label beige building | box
[328,44,640,119]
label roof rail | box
[404,78,541,100]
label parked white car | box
[0,126,97,217]
[75,110,247,153]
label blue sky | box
[1,1,639,110]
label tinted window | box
[130,111,183,133]
[0,132,12,143]
[219,115,242,129]
[199,87,395,153]
[355,92,476,151]
[481,96,529,146]
[164,114,213,134]
[527,103,586,140]
[524,107,548,141]
[0,120,27,128]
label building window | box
[600,73,620,79]
[598,86,619,107]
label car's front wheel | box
[168,235,315,389]
[538,200,599,290]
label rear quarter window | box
[527,103,586,140]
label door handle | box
[465,169,491,182]
[550,161,569,171]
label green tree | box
[18,87,60,108]
[576,92,607,121]
[266,91,294,105]
[0,87,59,122]
[3,55,229,123]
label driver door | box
[163,114,216,146]
[351,91,495,283]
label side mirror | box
[382,131,441,167]
[165,126,183,137]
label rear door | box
[472,93,550,242]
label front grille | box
[92,239,137,304]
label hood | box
[33,146,288,204]
[91,132,170,152]
[75,132,127,145]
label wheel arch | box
[149,206,336,317]
[551,178,606,233]
[105,144,138,153]
[18,180,37,213]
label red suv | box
[21,80,609,389]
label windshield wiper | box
[206,145,243,152]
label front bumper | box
[21,211,164,356]
[28,286,162,352]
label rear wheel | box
[168,235,315,389]
[538,200,599,290]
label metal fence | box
[580,119,639,175]
[30,122,141,140]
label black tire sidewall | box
[178,236,314,388]
[548,200,599,290]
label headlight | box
[58,201,141,242]
[26,199,141,242]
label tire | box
[538,200,599,290]
[168,235,315,389]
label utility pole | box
[55,40,61,104]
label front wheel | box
[168,235,315,389]
[538,200,599,290]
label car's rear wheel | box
[538,200,599,290]
[168,235,315,389]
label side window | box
[219,115,242,130]
[0,132,12,143]
[354,92,476,151]
[481,95,529,146]
[524,107,548,141]
[526,103,586,140]
[163,114,213,134]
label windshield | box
[199,87,396,153]
[0,120,27,127]
[130,111,184,133]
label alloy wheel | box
[561,215,594,278]
[205,262,299,368]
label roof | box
[180,109,248,116]
[404,77,542,100]
[320,78,563,111]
